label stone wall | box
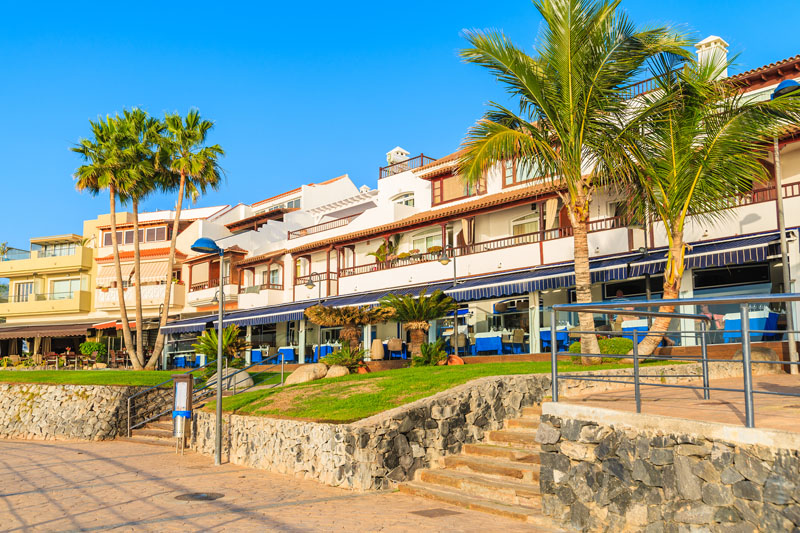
[538,403,800,533]
[0,383,170,441]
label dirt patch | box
[252,379,386,413]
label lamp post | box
[305,272,324,352]
[771,80,800,374]
[438,247,459,355]
[190,237,225,465]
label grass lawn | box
[0,370,281,387]
[210,360,678,423]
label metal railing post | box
[699,321,710,400]
[127,397,131,438]
[550,308,558,402]
[633,330,641,413]
[281,352,285,385]
[740,304,755,428]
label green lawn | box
[210,360,677,423]
[0,370,281,387]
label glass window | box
[392,193,415,207]
[40,243,76,257]
[269,266,281,285]
[286,198,301,209]
[124,230,134,244]
[103,232,112,246]
[51,279,80,299]
[412,232,442,252]
[14,282,33,302]
[512,213,539,236]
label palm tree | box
[379,289,457,357]
[458,0,688,361]
[0,242,8,260]
[147,110,225,369]
[620,57,800,355]
[119,109,165,368]
[72,116,140,368]
[304,305,395,350]
[192,324,248,360]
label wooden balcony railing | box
[288,214,360,240]
[295,272,338,287]
[620,77,658,99]
[189,276,229,293]
[239,283,283,294]
[379,154,437,179]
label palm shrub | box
[617,56,800,355]
[379,289,458,357]
[320,345,366,373]
[412,339,448,367]
[458,0,689,362]
[192,325,248,379]
[304,305,395,350]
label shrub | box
[321,345,365,373]
[412,339,448,367]
[568,337,634,363]
[80,341,108,362]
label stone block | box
[673,502,716,525]
[701,483,734,506]
[720,466,744,484]
[633,459,663,487]
[561,441,595,461]
[675,455,703,501]
[734,452,769,485]
[763,475,795,505]
[651,448,675,466]
[535,422,561,444]
[731,480,762,501]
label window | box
[268,266,281,285]
[295,257,310,278]
[124,230,134,244]
[512,212,540,236]
[51,279,80,299]
[392,192,415,207]
[502,159,542,188]
[40,243,77,257]
[693,264,770,290]
[286,198,301,209]
[432,174,485,205]
[14,282,33,302]
[104,225,167,246]
[412,232,442,252]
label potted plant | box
[427,245,442,255]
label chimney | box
[695,35,729,79]
[386,146,410,165]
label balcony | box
[0,246,93,277]
[379,154,437,179]
[238,283,286,308]
[186,277,238,307]
[94,284,185,310]
[288,214,360,240]
[0,291,92,317]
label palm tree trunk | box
[109,186,136,365]
[409,328,426,357]
[146,171,186,369]
[572,203,601,364]
[340,323,361,351]
[131,197,145,369]
[636,232,684,357]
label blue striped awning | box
[628,232,780,277]
[160,318,213,334]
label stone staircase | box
[119,417,175,447]
[399,405,560,529]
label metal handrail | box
[550,293,800,428]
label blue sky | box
[0,0,797,249]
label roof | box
[235,248,288,267]
[224,208,296,232]
[414,149,468,179]
[251,175,348,208]
[29,234,83,245]
[96,247,187,263]
[729,55,800,85]
[289,181,560,253]
[184,245,248,265]
[96,206,229,230]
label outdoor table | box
[250,349,262,363]
[173,356,187,368]
[313,344,335,361]
[473,333,503,354]
[621,319,649,344]
[722,310,777,342]
[540,327,570,352]
[278,346,297,363]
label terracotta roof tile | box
[184,246,248,265]
[224,208,296,231]
[250,176,348,208]
[730,55,800,83]
[235,249,288,267]
[413,149,468,179]
[96,248,186,263]
[288,182,559,254]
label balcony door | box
[14,282,33,302]
[51,279,80,299]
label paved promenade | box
[563,373,800,432]
[0,439,549,532]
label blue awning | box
[160,318,212,334]
[628,232,781,277]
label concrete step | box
[418,469,541,507]
[522,406,543,417]
[117,436,176,448]
[132,428,173,439]
[148,421,173,431]
[444,455,540,483]
[462,443,541,464]
[398,482,563,530]
[488,429,538,447]
[506,418,540,430]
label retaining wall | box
[538,403,800,533]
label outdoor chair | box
[469,333,477,356]
[387,338,405,359]
[449,334,469,356]
[511,329,526,354]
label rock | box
[674,455,703,501]
[284,363,328,385]
[206,367,255,390]
[324,365,349,379]
[651,448,675,466]
[732,480,762,501]
[632,459,662,487]
[561,441,595,461]
[673,502,716,525]
[91,363,108,369]
[535,422,561,444]
[732,346,779,363]
[720,466,744,484]
[734,453,769,485]
[702,483,734,506]
[763,475,795,505]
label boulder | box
[284,363,328,385]
[325,365,349,379]
[206,367,255,390]
[92,363,108,369]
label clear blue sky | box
[0,0,797,249]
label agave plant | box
[379,289,458,357]
[304,304,395,350]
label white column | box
[298,319,307,364]
[428,320,437,343]
[529,291,540,353]
[363,325,372,361]
[787,230,800,335]
[245,325,252,365]
[678,269,696,346]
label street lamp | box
[438,247,461,356]
[771,80,800,374]
[190,237,225,465]
[305,272,324,352]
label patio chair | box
[450,334,469,356]
[511,329,526,354]
[387,338,405,359]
